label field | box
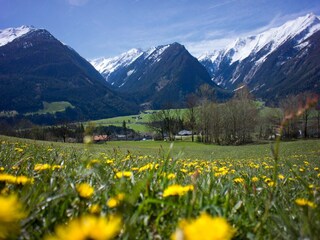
[91,111,155,132]
[0,136,320,239]
[25,101,75,115]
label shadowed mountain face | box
[0,27,139,120]
[91,43,228,109]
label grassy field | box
[90,109,189,133]
[0,136,319,239]
[25,101,74,115]
[91,110,155,132]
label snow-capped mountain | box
[90,48,144,81]
[91,42,224,108]
[0,26,138,121]
[0,25,35,47]
[90,44,173,87]
[199,13,320,100]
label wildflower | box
[105,159,114,164]
[86,159,101,169]
[251,177,259,182]
[295,198,317,208]
[14,147,23,152]
[89,204,101,214]
[52,165,63,170]
[233,178,245,184]
[0,167,4,171]
[172,212,235,240]
[0,195,26,239]
[163,173,176,179]
[115,171,132,179]
[0,173,34,185]
[107,193,125,208]
[138,163,159,172]
[45,215,122,240]
[278,174,285,180]
[314,167,319,171]
[76,183,94,199]
[15,176,34,184]
[163,184,194,197]
[267,181,275,187]
[34,163,51,171]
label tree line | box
[147,84,319,145]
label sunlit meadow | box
[0,136,319,239]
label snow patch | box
[90,48,143,79]
[0,25,34,47]
[218,13,320,64]
[127,69,135,76]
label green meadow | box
[0,136,319,239]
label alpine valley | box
[0,13,319,123]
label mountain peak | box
[221,12,320,64]
[0,25,36,47]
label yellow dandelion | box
[251,177,259,182]
[172,212,235,240]
[105,159,114,164]
[167,173,176,179]
[86,159,101,169]
[34,163,51,171]
[295,198,317,208]
[233,178,245,184]
[0,167,4,171]
[267,181,275,187]
[0,195,26,239]
[115,171,132,179]
[89,204,101,214]
[107,193,125,208]
[14,147,23,152]
[0,173,34,185]
[52,165,63,170]
[163,184,194,197]
[278,174,285,180]
[45,215,122,240]
[76,183,94,199]
[15,176,34,185]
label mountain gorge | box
[198,13,320,101]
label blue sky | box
[1,0,319,59]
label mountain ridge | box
[0,26,139,122]
[197,12,320,102]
